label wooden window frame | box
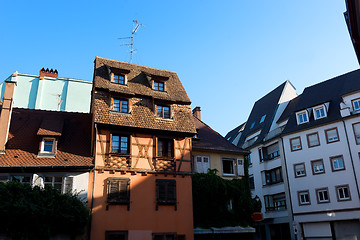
[325,127,340,144]
[311,159,325,175]
[351,97,360,112]
[111,98,129,113]
[298,190,311,206]
[336,184,351,202]
[153,80,165,92]
[316,187,330,204]
[110,134,130,155]
[107,178,130,210]
[263,167,283,186]
[290,137,302,152]
[157,138,174,158]
[294,163,306,178]
[352,122,360,145]
[306,132,320,148]
[156,179,177,210]
[155,104,171,119]
[111,72,127,85]
[330,155,346,172]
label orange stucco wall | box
[89,130,194,240]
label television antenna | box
[119,20,145,63]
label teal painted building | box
[0,69,92,113]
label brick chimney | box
[192,106,201,120]
[39,68,58,78]
[0,81,16,154]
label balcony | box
[105,154,131,169]
[153,157,176,172]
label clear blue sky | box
[0,1,358,136]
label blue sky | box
[0,1,358,135]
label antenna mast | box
[119,20,144,63]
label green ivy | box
[192,156,261,228]
[0,181,89,240]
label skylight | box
[250,122,255,129]
[260,115,266,123]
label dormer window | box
[352,98,360,111]
[39,137,56,157]
[112,98,129,113]
[111,73,126,85]
[313,105,326,120]
[296,110,309,125]
[156,105,171,119]
[154,81,165,91]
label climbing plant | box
[0,181,89,240]
[192,156,261,228]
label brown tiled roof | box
[0,108,93,168]
[37,118,64,136]
[92,57,196,134]
[192,116,249,155]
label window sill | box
[222,173,236,177]
[38,152,56,158]
[262,182,284,188]
[110,111,131,116]
[155,117,173,121]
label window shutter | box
[157,181,166,203]
[108,179,120,203]
[119,180,130,203]
[167,180,176,203]
[63,177,73,194]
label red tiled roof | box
[0,108,93,168]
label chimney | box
[39,68,58,79]
[0,81,16,154]
[193,106,201,120]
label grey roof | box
[192,117,249,155]
[229,81,287,148]
[282,68,360,135]
[224,122,246,144]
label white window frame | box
[296,110,309,125]
[316,188,330,203]
[352,98,360,112]
[313,104,327,120]
[40,137,56,153]
[222,158,235,176]
[336,185,351,201]
[298,191,310,205]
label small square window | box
[330,155,345,171]
[298,190,310,205]
[112,135,129,154]
[294,163,306,178]
[325,128,339,143]
[39,138,56,157]
[107,178,130,204]
[154,81,165,91]
[290,137,302,151]
[336,185,351,201]
[316,188,330,203]
[222,158,235,176]
[112,98,128,113]
[313,105,326,120]
[156,105,171,119]
[311,159,325,175]
[112,73,125,85]
[157,138,174,158]
[296,111,309,125]
[352,98,360,111]
[307,132,320,148]
[156,180,177,210]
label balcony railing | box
[105,154,131,169]
[153,157,176,172]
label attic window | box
[352,98,360,111]
[111,73,126,85]
[313,105,326,120]
[38,137,56,157]
[156,105,171,119]
[154,81,165,91]
[260,115,266,123]
[296,110,309,125]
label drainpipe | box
[341,120,360,200]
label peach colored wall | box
[89,130,194,240]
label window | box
[307,132,320,148]
[107,178,130,204]
[39,137,56,157]
[156,179,176,209]
[352,98,360,111]
[260,115,266,123]
[330,155,345,171]
[222,158,235,176]
[156,105,171,119]
[194,156,210,173]
[264,193,286,211]
[296,110,309,125]
[290,137,302,151]
[352,122,360,144]
[294,163,306,178]
[259,143,280,162]
[105,231,128,240]
[325,128,339,143]
[250,122,255,129]
[298,190,310,205]
[153,234,176,240]
[248,153,252,167]
[0,175,9,183]
[263,167,283,185]
[11,175,31,185]
[112,98,128,113]
[311,159,325,175]
[313,105,326,120]
[112,73,125,85]
[44,176,73,194]
[154,81,165,91]
[316,188,330,203]
[336,185,351,201]
[157,138,173,158]
[249,175,255,190]
[111,135,129,154]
